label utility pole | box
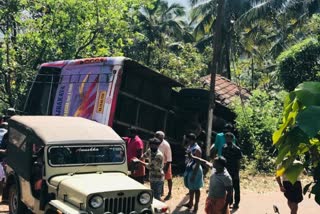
[205,0,225,158]
[251,57,254,90]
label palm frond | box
[163,19,185,38]
[189,0,213,7]
[193,13,215,39]
[195,34,214,50]
[235,0,304,30]
[190,0,215,25]
[183,31,196,43]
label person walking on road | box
[183,133,204,212]
[222,132,242,210]
[276,159,304,214]
[155,131,173,200]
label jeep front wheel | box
[8,184,27,214]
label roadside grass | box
[169,170,314,194]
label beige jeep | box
[2,116,169,214]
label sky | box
[167,0,190,7]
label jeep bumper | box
[49,200,87,214]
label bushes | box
[277,37,320,91]
[272,82,320,205]
[232,90,284,172]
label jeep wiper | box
[68,163,98,176]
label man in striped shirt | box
[135,138,164,200]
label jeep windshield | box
[48,145,125,166]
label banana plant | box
[273,81,320,205]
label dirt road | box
[1,191,318,214]
[166,189,319,214]
[1,175,319,214]
[164,174,319,214]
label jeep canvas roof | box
[9,116,122,144]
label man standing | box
[135,138,164,200]
[222,132,242,210]
[155,131,172,200]
[211,123,236,157]
[123,127,145,184]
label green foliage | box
[273,81,320,205]
[0,0,150,107]
[232,90,284,172]
[149,43,208,87]
[233,2,320,90]
[124,0,208,87]
[277,37,320,91]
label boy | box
[135,138,164,200]
[190,155,233,214]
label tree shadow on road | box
[171,194,199,214]
[170,194,241,214]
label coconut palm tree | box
[136,0,188,65]
[191,0,319,79]
[236,0,320,56]
[237,0,318,26]
[190,0,251,78]
[236,0,320,88]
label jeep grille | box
[105,197,136,213]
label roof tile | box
[200,74,250,106]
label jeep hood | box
[50,173,148,205]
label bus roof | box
[9,116,123,144]
[40,57,183,87]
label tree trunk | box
[205,0,225,158]
[5,6,13,106]
[225,32,231,79]
[251,57,254,90]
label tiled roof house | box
[200,74,251,107]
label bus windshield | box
[24,67,61,115]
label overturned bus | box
[21,57,234,161]
[23,57,193,142]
